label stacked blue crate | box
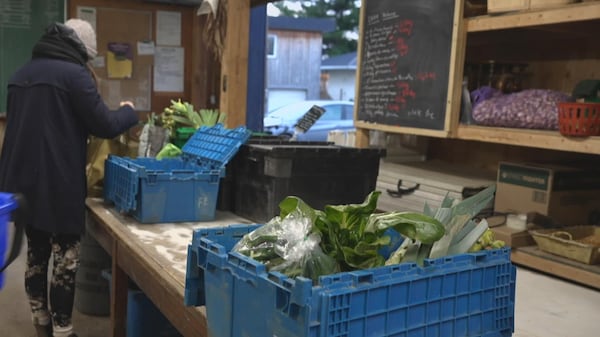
[185,225,516,337]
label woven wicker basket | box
[530,226,600,265]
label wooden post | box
[220,0,250,128]
[110,243,128,337]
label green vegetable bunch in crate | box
[160,99,226,141]
[153,99,227,158]
[232,185,505,283]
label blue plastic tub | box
[101,270,182,337]
[127,289,182,337]
[0,192,18,289]
[104,124,251,223]
[185,225,516,337]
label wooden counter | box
[85,198,252,337]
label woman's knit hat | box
[64,18,97,59]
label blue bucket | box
[0,192,18,289]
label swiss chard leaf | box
[364,212,445,244]
[279,196,323,223]
[323,191,381,232]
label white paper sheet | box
[153,46,184,93]
[76,6,97,31]
[106,80,121,110]
[137,41,155,55]
[90,55,105,68]
[156,11,181,46]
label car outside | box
[263,100,355,142]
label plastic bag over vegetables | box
[232,202,338,282]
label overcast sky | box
[266,1,301,16]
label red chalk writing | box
[399,20,414,36]
[417,72,436,81]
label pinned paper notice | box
[90,55,105,68]
[77,6,97,31]
[137,41,155,55]
[157,11,181,46]
[197,0,219,16]
[107,43,133,79]
[153,46,184,92]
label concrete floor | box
[0,242,109,337]
[1,242,599,337]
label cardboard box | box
[494,162,600,226]
[491,225,536,248]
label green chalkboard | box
[0,0,65,113]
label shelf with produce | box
[454,124,600,155]
[466,1,600,32]
[458,2,600,157]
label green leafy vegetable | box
[155,143,182,159]
[364,212,445,244]
[280,191,445,272]
[235,190,452,281]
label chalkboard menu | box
[0,0,64,113]
[357,0,456,130]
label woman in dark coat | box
[0,19,138,337]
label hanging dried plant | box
[203,0,228,60]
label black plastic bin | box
[228,141,385,222]
[215,136,292,212]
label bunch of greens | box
[160,99,226,136]
[305,192,445,271]
[234,191,446,281]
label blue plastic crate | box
[104,125,251,223]
[186,225,516,337]
[184,226,402,307]
[0,192,18,289]
[184,224,261,306]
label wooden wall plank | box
[220,0,250,128]
[191,13,220,110]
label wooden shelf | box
[455,124,600,155]
[511,246,600,290]
[466,2,600,32]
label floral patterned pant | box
[25,226,81,328]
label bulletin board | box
[70,0,199,116]
[91,7,153,111]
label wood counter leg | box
[111,242,128,337]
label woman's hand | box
[120,101,135,109]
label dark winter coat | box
[0,23,138,234]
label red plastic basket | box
[558,102,600,137]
